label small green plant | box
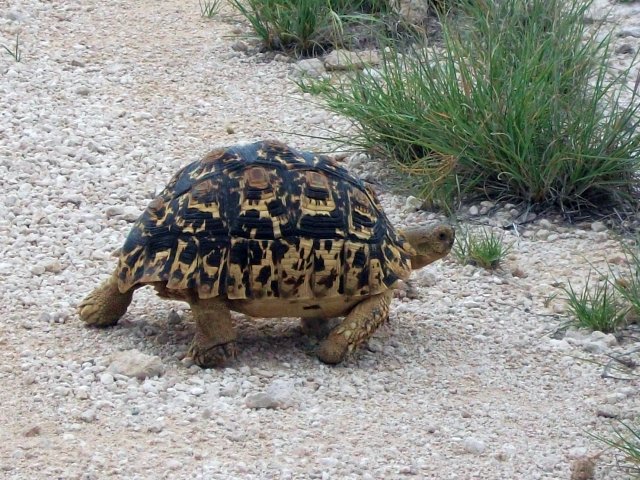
[610,240,640,320]
[199,0,222,18]
[2,33,21,62]
[453,227,510,270]
[295,76,333,95]
[315,0,640,210]
[597,421,640,476]
[562,273,627,333]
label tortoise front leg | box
[317,290,393,364]
[187,299,237,368]
[79,273,134,327]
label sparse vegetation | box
[597,421,640,476]
[228,0,392,55]
[453,227,511,270]
[562,273,628,333]
[313,0,640,211]
[610,240,640,320]
[199,0,223,18]
[2,33,21,62]
[295,76,333,95]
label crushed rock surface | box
[1,0,639,479]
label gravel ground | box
[2,1,640,479]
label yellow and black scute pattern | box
[116,140,412,300]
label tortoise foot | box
[79,277,132,327]
[317,334,349,365]
[188,341,237,368]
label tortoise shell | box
[116,140,412,301]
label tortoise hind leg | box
[187,299,237,368]
[79,274,134,327]
[317,290,393,365]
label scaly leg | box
[317,290,393,364]
[187,299,237,368]
[78,274,134,327]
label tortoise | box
[79,140,454,367]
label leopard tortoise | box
[79,140,454,367]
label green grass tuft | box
[453,227,511,270]
[609,239,640,321]
[228,0,391,56]
[313,0,640,210]
[562,273,628,333]
[199,0,223,18]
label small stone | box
[220,383,238,397]
[398,465,417,475]
[105,206,124,218]
[601,333,617,347]
[618,27,640,39]
[121,207,140,222]
[292,58,326,78]
[79,409,97,422]
[511,266,528,278]
[274,53,292,63]
[75,85,90,96]
[495,443,516,461]
[75,386,90,400]
[23,426,41,437]
[245,379,296,409]
[404,196,422,212]
[230,40,248,52]
[30,265,46,276]
[108,349,165,379]
[468,205,479,216]
[570,456,596,480]
[189,386,205,396]
[165,459,182,470]
[245,392,279,409]
[616,43,635,55]
[132,111,152,121]
[549,339,571,351]
[462,437,486,455]
[147,420,164,433]
[225,124,235,134]
[538,219,554,230]
[607,255,627,266]
[167,309,182,325]
[582,341,605,354]
[44,260,63,273]
[99,372,115,385]
[535,229,550,240]
[71,58,86,67]
[367,338,383,353]
[596,407,619,419]
[590,221,606,233]
[226,431,247,442]
[324,49,379,71]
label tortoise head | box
[400,224,455,270]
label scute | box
[116,140,412,300]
